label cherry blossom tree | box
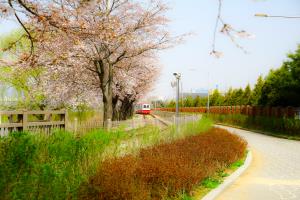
[0,29,101,109]
[0,0,177,127]
[112,55,159,120]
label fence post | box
[23,111,28,132]
[8,114,12,134]
[16,113,23,132]
[64,109,67,130]
[59,110,66,130]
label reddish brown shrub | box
[79,128,247,200]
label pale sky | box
[1,0,300,100]
[153,0,300,100]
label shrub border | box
[215,122,300,141]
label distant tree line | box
[164,45,300,108]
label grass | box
[201,177,222,189]
[154,110,300,140]
[206,114,300,140]
[107,116,213,158]
[230,159,244,170]
[0,116,212,199]
[0,128,126,200]
[171,116,213,139]
[79,127,247,200]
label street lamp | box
[173,72,181,127]
[255,13,300,19]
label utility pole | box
[173,73,181,129]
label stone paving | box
[215,125,300,200]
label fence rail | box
[0,110,66,136]
[67,116,148,135]
[155,106,300,118]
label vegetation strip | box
[154,111,299,140]
[0,117,212,199]
[78,127,247,199]
[215,123,300,141]
[208,114,300,139]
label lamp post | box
[207,73,210,114]
[255,13,300,19]
[173,72,181,128]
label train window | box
[143,105,147,108]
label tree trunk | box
[119,97,135,120]
[96,60,113,129]
[102,79,113,128]
[103,95,112,128]
[112,95,120,121]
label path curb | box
[201,150,252,200]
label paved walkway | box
[216,125,300,200]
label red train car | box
[135,103,151,115]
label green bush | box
[0,129,125,200]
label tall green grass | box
[0,129,125,200]
[173,116,213,139]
